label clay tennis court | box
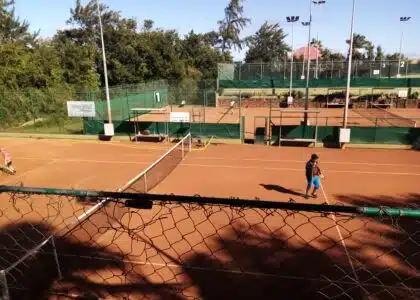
[1,137,419,299]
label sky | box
[14,0,420,60]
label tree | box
[142,19,154,32]
[244,22,289,63]
[0,0,38,45]
[375,46,384,62]
[217,0,250,53]
[386,53,403,61]
[346,33,374,60]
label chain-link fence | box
[0,186,419,299]
[219,61,420,81]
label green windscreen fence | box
[83,120,240,139]
[91,89,168,122]
[220,78,420,89]
[264,125,420,145]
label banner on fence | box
[170,112,190,123]
[67,101,96,117]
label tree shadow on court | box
[178,215,420,299]
[260,184,306,197]
[0,221,185,300]
[2,194,420,299]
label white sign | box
[170,112,190,123]
[339,128,351,143]
[104,123,114,136]
[398,90,408,98]
[373,70,380,75]
[67,101,96,117]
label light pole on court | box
[303,0,313,124]
[96,0,113,136]
[397,16,411,78]
[343,0,356,130]
[312,1,326,79]
[286,16,300,98]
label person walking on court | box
[305,154,323,199]
[1,148,16,175]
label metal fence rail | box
[219,61,420,81]
[0,186,419,299]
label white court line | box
[181,163,420,176]
[0,160,58,185]
[17,157,153,165]
[194,156,420,168]
[320,182,359,283]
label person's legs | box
[311,176,320,198]
[305,180,312,198]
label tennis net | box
[120,133,192,193]
[366,104,417,127]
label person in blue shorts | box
[305,154,323,199]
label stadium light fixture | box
[312,0,326,79]
[286,16,300,97]
[397,16,411,78]
[343,0,356,130]
[96,0,113,136]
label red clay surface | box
[1,138,419,299]
[133,105,420,139]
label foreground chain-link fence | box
[0,186,419,300]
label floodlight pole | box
[96,0,113,135]
[397,16,411,78]
[312,1,326,79]
[303,0,313,125]
[286,16,300,97]
[343,0,355,129]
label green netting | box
[222,61,420,81]
[257,125,420,145]
[219,78,420,89]
[83,120,240,139]
[218,64,235,80]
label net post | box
[144,173,148,193]
[50,236,62,279]
[0,270,10,300]
[189,134,192,152]
[182,139,185,159]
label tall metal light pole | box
[397,16,411,78]
[312,1,326,79]
[96,0,113,136]
[303,0,313,124]
[301,21,310,80]
[286,16,300,97]
[343,0,356,129]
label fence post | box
[144,173,148,193]
[51,236,62,279]
[182,139,185,159]
[0,269,9,300]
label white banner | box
[398,90,408,98]
[67,101,96,117]
[170,112,190,123]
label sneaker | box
[312,194,319,199]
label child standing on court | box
[1,148,16,174]
[305,154,323,199]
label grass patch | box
[2,118,84,134]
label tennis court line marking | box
[320,182,359,283]
[0,160,58,185]
[193,157,420,168]
[181,163,420,176]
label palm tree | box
[218,0,251,53]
